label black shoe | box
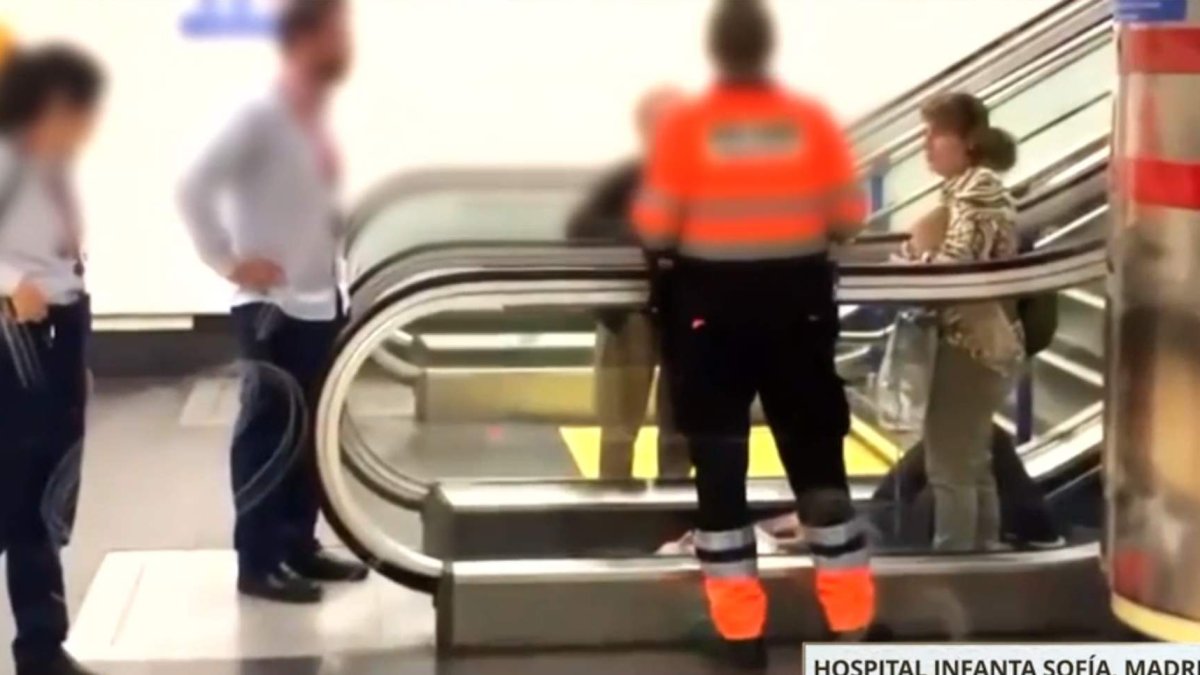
[833,624,893,642]
[16,651,98,675]
[238,566,323,604]
[288,549,369,582]
[684,619,768,671]
[721,638,769,671]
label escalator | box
[331,120,1108,497]
[319,145,1111,649]
[339,0,1114,418]
[309,0,1118,651]
[314,231,1107,650]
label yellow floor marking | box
[850,417,903,465]
[560,422,895,480]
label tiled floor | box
[68,550,435,663]
[0,376,738,674]
[0,377,424,674]
[0,375,1124,674]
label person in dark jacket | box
[870,424,1065,548]
[566,86,689,479]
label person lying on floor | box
[676,424,1066,554]
[870,423,1065,549]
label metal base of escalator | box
[413,480,1111,652]
[434,543,1111,652]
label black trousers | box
[663,259,851,533]
[0,297,89,667]
[230,303,341,578]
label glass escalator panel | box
[850,0,1109,158]
[348,182,590,281]
[875,33,1113,233]
[332,277,1102,561]
[315,237,1110,645]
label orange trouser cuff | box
[704,577,768,640]
[815,567,876,633]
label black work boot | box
[833,624,894,642]
[16,650,99,675]
[685,619,769,671]
[287,548,369,583]
[238,566,323,604]
[721,638,769,671]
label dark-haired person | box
[632,0,876,666]
[870,425,1065,549]
[0,44,103,675]
[900,92,1024,552]
[178,0,367,605]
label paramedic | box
[632,0,876,667]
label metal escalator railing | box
[316,237,1106,595]
[341,135,1109,462]
[868,92,1109,231]
[863,18,1111,178]
[334,236,1107,510]
[340,143,1109,508]
[850,0,1109,156]
[346,124,1109,394]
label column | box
[1108,0,1200,641]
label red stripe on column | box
[1124,158,1200,210]
[1121,27,1200,74]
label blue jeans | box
[0,296,89,667]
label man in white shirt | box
[178,0,367,604]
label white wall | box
[1,0,1055,316]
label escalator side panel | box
[438,547,1110,650]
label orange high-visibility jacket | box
[633,81,865,261]
[0,22,15,68]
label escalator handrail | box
[338,199,1104,499]
[347,232,1105,324]
[348,163,1109,384]
[317,257,1106,593]
[349,122,1111,299]
[342,166,600,259]
[862,22,1112,176]
[1015,135,1109,202]
[866,100,1110,228]
[331,237,1108,499]
[850,0,1109,143]
[331,236,1104,504]
[348,195,1104,303]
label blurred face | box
[923,123,971,179]
[636,88,685,150]
[29,95,100,160]
[307,4,353,85]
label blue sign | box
[1115,0,1188,23]
[181,0,276,38]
